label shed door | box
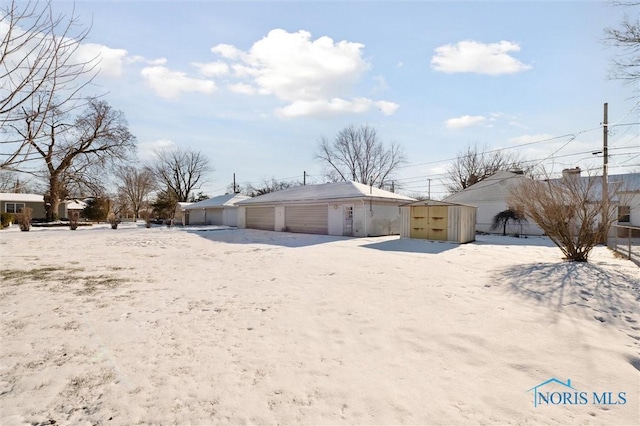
[410,206,428,239]
[410,206,448,240]
[246,206,275,231]
[427,205,448,241]
[284,204,328,234]
[205,208,224,225]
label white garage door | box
[246,206,275,230]
[285,204,328,234]
[205,208,224,225]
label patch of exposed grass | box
[0,267,76,284]
[1,266,126,295]
[75,276,126,295]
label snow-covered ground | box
[1,225,638,425]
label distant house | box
[183,193,250,226]
[174,202,192,225]
[444,169,640,236]
[444,171,544,235]
[236,181,415,236]
[0,192,86,219]
[1,193,90,220]
[400,200,477,243]
[0,193,46,218]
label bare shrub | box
[69,210,80,230]
[107,212,118,229]
[508,171,619,262]
[16,207,32,231]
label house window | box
[618,205,630,223]
[5,203,25,214]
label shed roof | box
[0,193,44,202]
[237,181,415,205]
[404,200,477,208]
[184,193,250,209]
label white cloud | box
[276,97,398,118]
[192,61,230,77]
[445,115,487,129]
[431,40,531,75]
[73,43,128,77]
[210,29,397,117]
[211,43,244,60]
[137,139,177,161]
[140,66,216,98]
[228,83,256,95]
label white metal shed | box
[400,200,477,243]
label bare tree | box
[115,165,155,220]
[245,178,301,197]
[1,0,97,169]
[150,147,210,202]
[315,124,405,188]
[604,1,640,85]
[446,143,529,194]
[11,98,135,220]
[508,170,622,262]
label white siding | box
[367,203,403,236]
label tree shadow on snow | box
[360,238,459,254]
[493,261,640,326]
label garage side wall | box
[367,202,403,236]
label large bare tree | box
[446,143,529,194]
[12,98,135,220]
[115,165,155,220]
[315,124,405,188]
[150,147,210,202]
[508,170,622,262]
[605,1,640,85]
[1,0,97,169]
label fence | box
[608,224,640,265]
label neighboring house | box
[236,181,416,237]
[1,193,97,221]
[444,169,640,236]
[62,199,88,219]
[175,202,192,225]
[400,200,477,243]
[0,193,46,218]
[183,193,250,226]
[444,171,545,235]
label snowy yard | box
[0,225,638,425]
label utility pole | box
[233,173,238,194]
[303,171,306,186]
[427,178,432,200]
[602,102,609,244]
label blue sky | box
[50,0,639,198]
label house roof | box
[0,193,44,203]
[237,181,415,205]
[443,170,640,204]
[183,193,250,209]
[444,171,529,204]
